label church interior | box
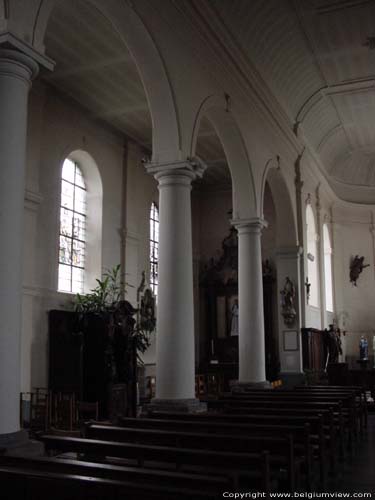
[2,0,375,497]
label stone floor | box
[328,414,375,494]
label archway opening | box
[192,116,236,385]
[262,166,300,377]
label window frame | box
[58,158,87,294]
[149,202,159,297]
[323,223,334,313]
[306,204,319,308]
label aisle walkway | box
[329,414,375,494]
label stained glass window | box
[150,202,159,297]
[58,159,86,293]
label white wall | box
[262,183,277,263]
[332,205,375,358]
[21,83,126,391]
[125,141,158,374]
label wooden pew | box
[219,404,345,461]
[224,390,362,434]
[0,464,218,500]
[117,416,318,489]
[207,397,353,453]
[38,434,272,492]
[292,386,367,429]
[83,423,301,491]
[210,397,351,463]
[0,454,229,496]
[141,409,336,484]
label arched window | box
[150,202,159,296]
[306,204,319,307]
[58,158,86,293]
[323,224,334,312]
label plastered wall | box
[22,83,126,391]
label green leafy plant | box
[74,264,122,315]
[73,264,151,357]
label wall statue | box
[280,277,297,327]
[324,324,342,365]
[230,299,239,336]
[350,255,370,286]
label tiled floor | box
[328,414,375,494]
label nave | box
[0,385,370,498]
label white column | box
[0,49,39,437]
[233,218,268,384]
[146,160,205,407]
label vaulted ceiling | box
[43,0,231,189]
[210,0,375,196]
[44,0,152,147]
[43,0,375,200]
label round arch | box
[261,164,297,247]
[190,94,257,220]
[34,0,180,163]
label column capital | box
[145,156,206,183]
[0,32,54,71]
[0,48,39,83]
[231,217,268,234]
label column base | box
[0,430,44,457]
[230,380,272,393]
[143,398,207,414]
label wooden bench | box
[292,386,367,429]
[117,416,320,489]
[207,397,353,452]
[0,464,218,500]
[84,422,302,491]
[38,434,272,492]
[0,454,229,496]
[224,390,362,434]
[210,398,352,462]
[140,409,337,483]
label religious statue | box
[324,324,342,365]
[359,336,369,361]
[305,277,311,304]
[230,299,239,336]
[219,226,238,270]
[350,255,370,286]
[280,277,297,327]
[139,288,156,332]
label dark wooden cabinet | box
[48,310,108,416]
[48,310,82,395]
